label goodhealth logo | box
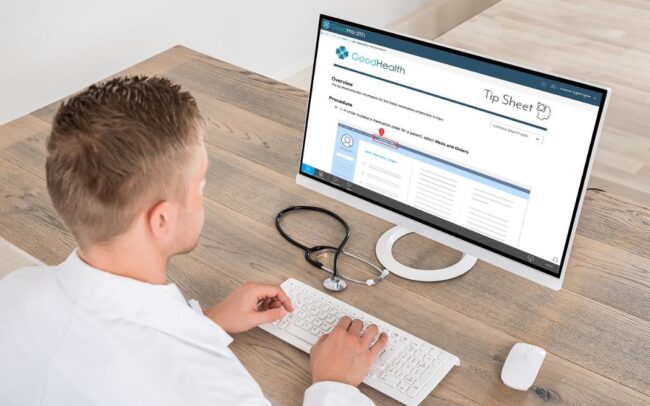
[336,46,349,60]
[337,45,405,75]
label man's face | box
[172,141,209,255]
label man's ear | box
[147,201,173,239]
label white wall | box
[0,0,428,124]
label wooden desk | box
[438,0,650,207]
[1,2,648,405]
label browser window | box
[301,17,607,276]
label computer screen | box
[299,16,608,279]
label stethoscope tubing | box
[275,206,388,286]
[275,206,349,279]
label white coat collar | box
[56,250,233,355]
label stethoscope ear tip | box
[365,270,390,286]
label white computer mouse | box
[501,342,546,390]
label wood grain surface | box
[1,1,649,404]
[437,0,650,208]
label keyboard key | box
[407,379,425,398]
[397,380,410,393]
[379,345,399,364]
[421,365,437,381]
[285,324,319,345]
[258,279,459,406]
[379,372,400,388]
[367,367,381,379]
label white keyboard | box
[259,278,460,405]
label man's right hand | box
[310,316,388,386]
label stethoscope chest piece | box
[275,205,389,291]
[323,276,347,291]
[309,247,389,288]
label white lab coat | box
[0,251,373,406]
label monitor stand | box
[376,226,477,282]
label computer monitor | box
[297,15,610,290]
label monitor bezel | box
[297,14,611,290]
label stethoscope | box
[275,206,389,291]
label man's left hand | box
[205,282,294,333]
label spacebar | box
[284,324,319,345]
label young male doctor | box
[0,76,388,405]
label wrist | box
[309,379,362,392]
[204,304,225,326]
[305,381,370,406]
[312,374,357,387]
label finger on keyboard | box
[362,324,379,346]
[258,279,460,405]
[370,332,389,357]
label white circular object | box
[323,276,347,291]
[375,226,477,282]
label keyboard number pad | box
[377,340,446,398]
[278,280,450,400]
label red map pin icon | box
[379,128,385,136]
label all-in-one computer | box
[260,15,610,405]
[299,15,609,291]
